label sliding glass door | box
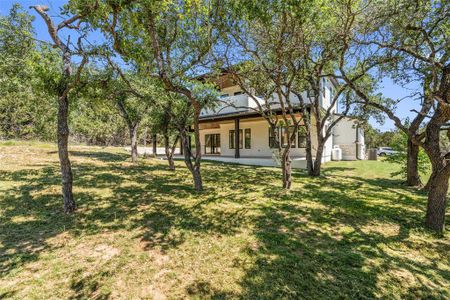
[205,134,221,154]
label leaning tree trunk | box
[406,138,422,187]
[281,147,292,189]
[130,124,139,163]
[58,50,76,213]
[425,169,449,233]
[179,126,203,191]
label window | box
[229,130,234,149]
[205,134,221,154]
[298,126,307,148]
[234,91,243,96]
[281,126,296,148]
[229,129,243,149]
[220,94,229,98]
[269,127,278,148]
[244,128,251,149]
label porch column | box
[234,118,240,158]
[152,134,157,157]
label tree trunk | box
[58,93,76,213]
[406,138,422,187]
[167,154,175,171]
[303,113,314,176]
[425,170,448,233]
[179,126,203,191]
[192,167,203,191]
[142,127,148,157]
[58,49,76,214]
[130,124,138,163]
[305,137,314,176]
[191,103,203,191]
[164,134,175,171]
[312,142,324,177]
[152,134,157,157]
[281,148,292,189]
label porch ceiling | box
[199,113,304,128]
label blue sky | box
[1,0,422,132]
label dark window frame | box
[244,128,251,149]
[205,133,221,154]
[269,127,279,148]
[229,129,243,149]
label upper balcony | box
[200,94,265,117]
[200,85,335,119]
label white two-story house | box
[197,72,365,167]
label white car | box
[377,147,397,156]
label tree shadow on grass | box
[68,269,112,300]
[0,157,251,278]
[0,152,448,299]
[228,185,448,299]
[70,150,130,163]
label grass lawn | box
[0,141,449,299]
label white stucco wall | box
[198,115,366,162]
[332,117,365,160]
[199,119,318,158]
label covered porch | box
[175,154,309,169]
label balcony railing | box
[200,94,264,117]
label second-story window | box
[234,91,243,96]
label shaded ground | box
[0,141,449,299]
